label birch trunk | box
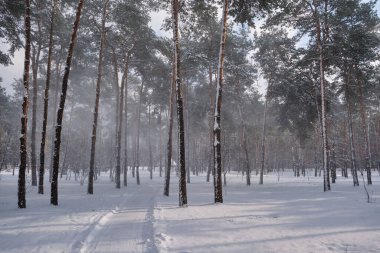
[313,0,330,191]
[213,0,229,203]
[18,0,32,208]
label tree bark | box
[88,0,108,194]
[259,93,268,185]
[213,0,229,203]
[344,72,359,186]
[51,0,85,206]
[173,0,187,206]
[206,65,214,182]
[18,0,32,208]
[116,58,128,189]
[313,0,330,191]
[39,0,56,195]
[159,108,163,177]
[148,104,153,180]
[49,48,63,182]
[111,46,119,182]
[163,72,175,196]
[357,74,372,185]
[235,82,251,186]
[31,20,42,187]
[135,80,143,186]
[123,58,128,187]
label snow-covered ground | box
[0,169,379,253]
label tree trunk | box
[38,0,56,194]
[116,58,128,189]
[357,75,372,185]
[206,66,214,182]
[49,50,62,182]
[345,75,359,186]
[260,94,268,185]
[51,0,85,206]
[213,0,229,204]
[172,0,187,206]
[159,108,163,177]
[331,141,337,183]
[235,82,250,186]
[313,0,330,191]
[134,79,144,186]
[111,46,119,182]
[184,80,190,184]
[18,0,32,208]
[123,58,128,187]
[148,104,153,180]
[31,20,42,187]
[88,0,108,195]
[163,72,175,196]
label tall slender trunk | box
[260,94,268,185]
[313,0,330,191]
[163,72,175,196]
[184,80,190,184]
[206,65,214,182]
[111,46,119,181]
[148,104,153,180]
[159,108,163,177]
[88,0,108,194]
[172,0,187,206]
[357,75,372,185]
[235,83,250,186]
[331,140,336,183]
[135,81,143,185]
[18,0,32,208]
[51,0,85,206]
[31,20,42,187]
[123,59,128,187]
[49,50,62,182]
[345,73,359,186]
[213,0,229,203]
[116,58,128,188]
[39,0,56,194]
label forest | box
[0,0,380,252]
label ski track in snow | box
[70,182,159,253]
[1,170,380,253]
[142,190,159,253]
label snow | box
[0,170,380,253]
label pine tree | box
[172,0,187,206]
[88,0,109,195]
[51,0,85,206]
[38,0,56,194]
